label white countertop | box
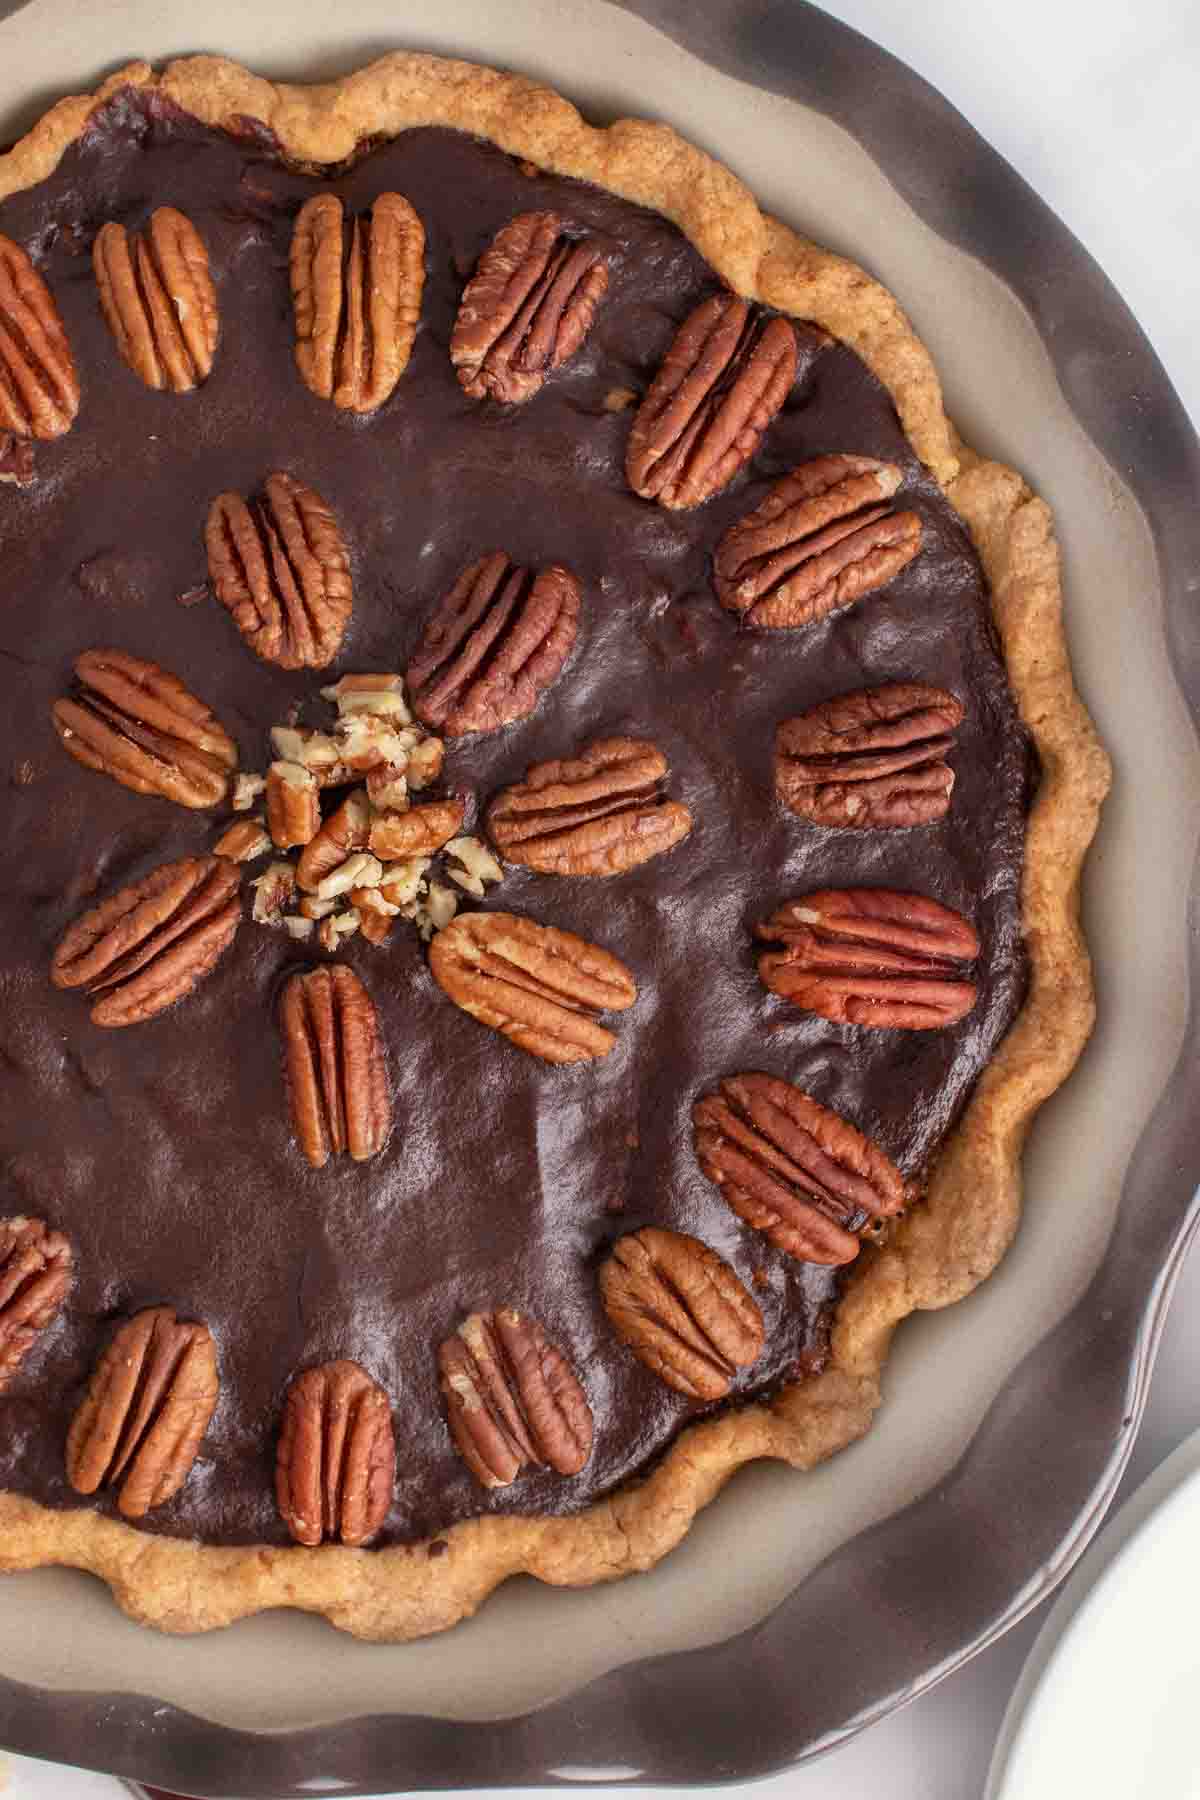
[3,0,1198,1793]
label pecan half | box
[625,293,796,510]
[0,231,79,438]
[713,455,922,627]
[205,472,353,670]
[406,553,580,738]
[65,1306,219,1519]
[276,1359,395,1546]
[296,789,372,893]
[290,191,425,414]
[756,889,980,1029]
[51,855,242,1027]
[51,649,237,809]
[266,760,321,848]
[451,211,608,405]
[599,1227,763,1400]
[438,1307,593,1489]
[279,963,391,1167]
[93,208,219,392]
[775,684,963,828]
[487,736,692,876]
[369,796,466,860]
[693,1073,907,1266]
[0,1217,73,1392]
[428,910,636,1063]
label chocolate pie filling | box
[0,94,1031,1547]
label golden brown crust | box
[0,51,1110,1639]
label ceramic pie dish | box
[0,0,1194,1792]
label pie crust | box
[0,51,1111,1640]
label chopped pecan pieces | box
[439,1307,593,1488]
[487,736,692,876]
[599,1227,763,1400]
[279,964,391,1167]
[451,210,608,405]
[334,712,414,774]
[406,552,580,737]
[713,455,922,628]
[213,816,272,862]
[52,855,241,1027]
[66,1306,219,1519]
[320,671,410,717]
[378,858,431,908]
[0,231,79,438]
[357,916,393,949]
[52,648,237,809]
[626,293,796,510]
[315,853,381,900]
[232,771,266,810]
[205,472,352,670]
[693,1073,907,1265]
[317,909,361,952]
[776,683,963,828]
[266,760,321,848]
[444,835,504,898]
[429,910,636,1063]
[366,762,409,810]
[756,889,980,1029]
[405,736,445,791]
[296,788,372,893]
[290,191,425,413]
[93,208,219,391]
[369,796,466,860]
[418,880,459,939]
[0,1217,72,1392]
[270,726,352,787]
[251,860,297,925]
[276,1359,395,1546]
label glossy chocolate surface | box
[0,93,1029,1547]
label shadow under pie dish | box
[0,50,1110,1641]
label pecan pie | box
[0,53,1109,1641]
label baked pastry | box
[0,53,1110,1639]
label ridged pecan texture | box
[625,293,796,509]
[775,683,963,828]
[65,1306,219,1519]
[429,910,636,1063]
[205,471,353,669]
[290,191,425,413]
[279,963,392,1167]
[486,736,692,876]
[0,230,79,437]
[52,854,241,1027]
[756,889,980,1029]
[276,1358,395,1546]
[406,551,580,737]
[0,1216,73,1392]
[93,208,219,391]
[713,454,922,628]
[438,1307,593,1488]
[693,1073,907,1265]
[451,210,608,404]
[51,648,238,809]
[598,1227,763,1400]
